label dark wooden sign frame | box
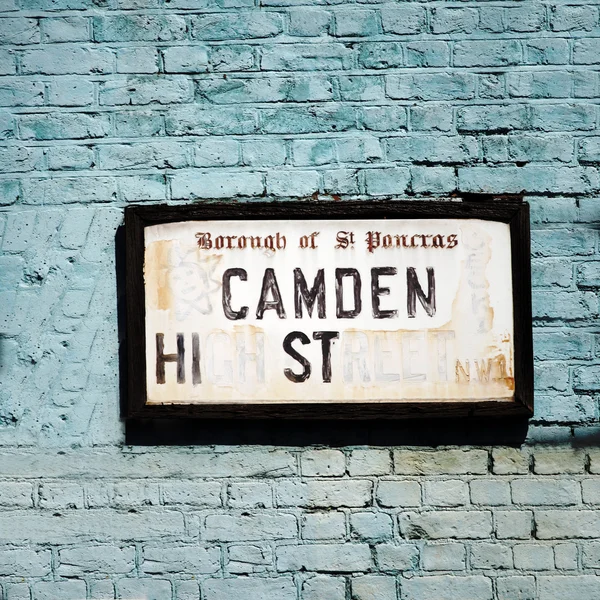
[124,199,533,420]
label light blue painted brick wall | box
[1,0,600,598]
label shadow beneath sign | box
[126,417,529,447]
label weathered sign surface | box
[143,217,515,405]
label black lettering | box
[192,332,201,385]
[447,234,458,248]
[371,267,398,319]
[156,333,185,384]
[222,268,249,320]
[294,268,326,319]
[407,267,436,318]
[335,268,362,318]
[313,331,339,383]
[256,268,286,319]
[283,331,311,383]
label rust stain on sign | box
[143,219,515,405]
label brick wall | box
[1,0,600,598]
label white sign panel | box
[143,218,515,405]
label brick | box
[204,577,296,600]
[338,75,384,101]
[348,449,391,476]
[582,541,600,566]
[471,542,513,569]
[117,579,171,600]
[381,6,426,34]
[0,80,44,107]
[405,41,449,67]
[458,105,528,132]
[583,480,600,504]
[350,512,393,542]
[58,545,134,575]
[514,543,554,570]
[301,575,345,600]
[506,4,546,32]
[142,545,220,574]
[48,78,94,106]
[23,177,117,205]
[352,574,396,600]
[550,5,596,31]
[32,581,86,600]
[323,169,358,194]
[288,9,330,37]
[387,73,475,101]
[376,544,418,571]
[261,105,355,134]
[496,576,535,600]
[163,45,209,73]
[210,45,255,71]
[533,449,586,474]
[335,9,379,37]
[20,113,110,140]
[470,480,511,506]
[267,170,320,196]
[574,366,600,392]
[460,167,598,195]
[175,581,200,600]
[21,47,113,75]
[454,40,522,67]
[532,259,573,288]
[509,134,574,163]
[424,480,468,507]
[302,449,345,476]
[526,39,569,65]
[5,583,30,600]
[539,576,600,600]
[0,509,185,543]
[41,16,89,43]
[394,449,488,475]
[431,7,478,33]
[364,167,410,195]
[536,511,600,539]
[422,542,465,570]
[117,47,158,74]
[574,39,600,65]
[94,15,186,42]
[361,106,406,131]
[100,76,192,105]
[402,575,492,600]
[228,482,272,509]
[496,511,533,539]
[277,543,372,572]
[555,542,578,569]
[242,140,286,166]
[190,13,283,41]
[358,42,403,69]
[512,480,580,506]
[38,481,83,508]
[399,511,492,540]
[0,549,51,577]
[419,168,473,197]
[492,448,529,475]
[99,142,188,170]
[171,170,264,199]
[228,544,272,574]
[410,104,453,132]
[262,44,353,71]
[0,18,39,44]
[577,262,600,288]
[205,513,297,541]
[302,512,346,540]
[276,480,372,508]
[532,104,596,131]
